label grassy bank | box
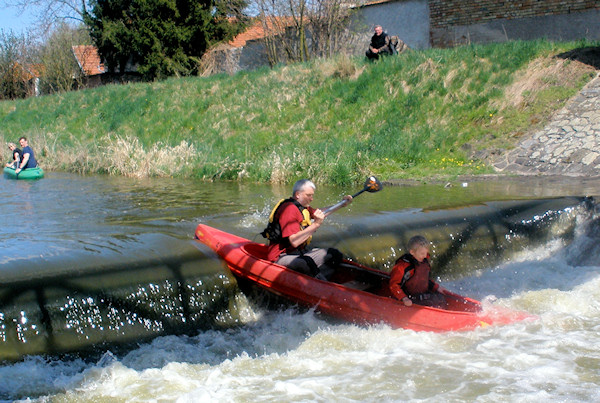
[1,39,597,185]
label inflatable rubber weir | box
[0,197,595,362]
[0,236,236,362]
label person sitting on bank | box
[263,179,352,280]
[15,136,38,174]
[389,235,449,308]
[366,25,391,60]
[5,142,23,168]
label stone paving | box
[493,73,600,177]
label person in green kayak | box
[389,235,449,308]
[5,142,23,168]
[263,179,352,280]
[15,136,38,174]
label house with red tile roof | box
[228,17,295,48]
[7,62,44,97]
[71,44,142,86]
[199,17,299,75]
[72,45,106,87]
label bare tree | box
[0,30,36,99]
[38,23,91,94]
[307,0,349,58]
[253,0,354,65]
[5,0,88,35]
[255,0,309,65]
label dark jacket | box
[370,32,388,51]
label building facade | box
[428,0,600,48]
[355,0,599,50]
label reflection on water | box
[4,173,600,259]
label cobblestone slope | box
[493,73,600,177]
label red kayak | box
[195,224,534,332]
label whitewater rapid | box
[3,214,600,402]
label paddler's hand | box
[402,297,412,306]
[15,168,21,173]
[343,195,353,205]
[313,208,325,226]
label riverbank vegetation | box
[1,39,597,184]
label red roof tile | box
[13,62,44,81]
[229,17,296,48]
[72,45,106,76]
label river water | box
[1,172,600,402]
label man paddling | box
[15,136,38,174]
[263,179,352,280]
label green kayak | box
[3,166,44,180]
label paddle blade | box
[324,176,383,216]
[363,176,383,193]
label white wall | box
[352,0,431,51]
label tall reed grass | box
[1,39,597,184]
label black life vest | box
[261,198,312,244]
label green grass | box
[1,39,598,184]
